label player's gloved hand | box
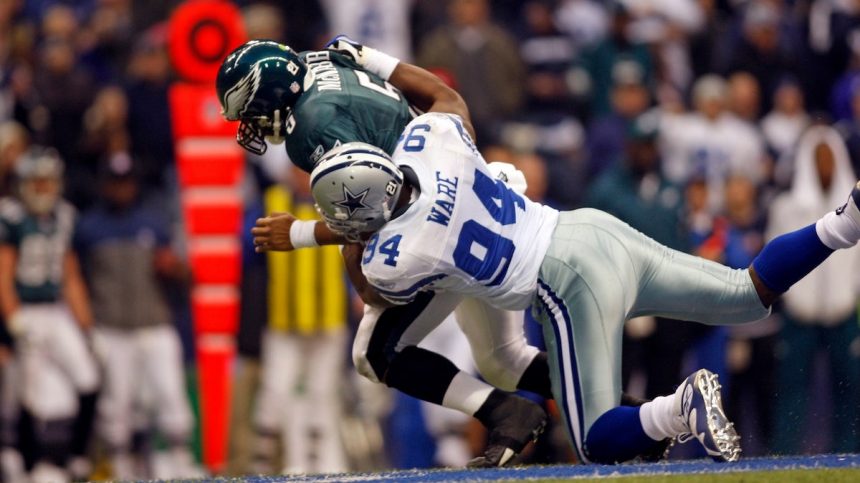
[325,34,400,81]
[487,161,528,195]
[325,35,364,63]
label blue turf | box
[244,454,860,482]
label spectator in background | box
[72,85,130,210]
[514,151,550,204]
[719,0,800,114]
[809,0,860,114]
[252,167,348,475]
[586,59,652,180]
[77,0,133,83]
[574,2,654,117]
[727,71,762,123]
[659,74,766,212]
[516,0,578,115]
[39,4,77,43]
[553,0,609,50]
[762,77,810,165]
[586,112,685,251]
[766,125,860,455]
[321,0,415,61]
[0,0,30,122]
[835,85,860,175]
[621,0,705,94]
[32,36,96,172]
[75,153,200,480]
[0,121,29,197]
[0,147,99,482]
[124,24,173,201]
[687,0,733,78]
[242,3,286,43]
[245,0,326,52]
[416,0,525,143]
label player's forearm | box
[341,243,393,308]
[314,221,348,246]
[63,253,94,328]
[388,63,476,139]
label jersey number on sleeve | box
[363,233,402,267]
[453,169,525,287]
[398,124,431,152]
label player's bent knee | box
[351,346,382,384]
[474,345,539,392]
[473,355,519,391]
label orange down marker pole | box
[167,0,246,473]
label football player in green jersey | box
[0,148,99,480]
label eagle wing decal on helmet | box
[221,62,262,120]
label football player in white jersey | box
[307,111,860,464]
[244,37,562,467]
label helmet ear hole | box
[310,142,404,240]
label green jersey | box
[0,197,76,303]
[285,50,416,173]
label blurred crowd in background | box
[2,0,860,480]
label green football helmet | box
[216,40,310,155]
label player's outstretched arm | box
[252,212,348,252]
[327,36,475,139]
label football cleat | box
[467,395,547,468]
[676,369,741,462]
[835,181,860,226]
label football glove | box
[325,35,364,63]
[325,35,399,80]
[487,161,528,195]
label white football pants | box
[254,329,348,474]
[353,294,539,391]
[93,325,193,448]
[15,304,99,420]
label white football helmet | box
[310,142,403,241]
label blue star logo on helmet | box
[334,185,372,217]
[221,62,262,120]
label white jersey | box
[360,113,560,310]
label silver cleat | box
[677,369,742,462]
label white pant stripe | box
[537,283,590,463]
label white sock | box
[638,384,688,441]
[441,371,494,416]
[816,208,860,249]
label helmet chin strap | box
[265,109,285,145]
